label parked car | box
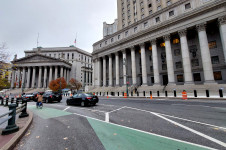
[22,93,35,101]
[43,92,62,103]
[66,93,99,107]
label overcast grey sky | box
[0,0,117,60]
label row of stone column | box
[94,19,226,87]
[83,70,92,86]
[11,66,71,89]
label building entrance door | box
[163,75,168,86]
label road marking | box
[78,107,107,113]
[171,104,225,110]
[105,112,109,122]
[125,106,226,130]
[98,104,116,107]
[63,106,70,111]
[157,113,226,130]
[151,112,226,148]
[72,112,215,150]
[108,106,127,113]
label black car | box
[66,93,99,107]
[22,93,35,101]
[43,92,62,103]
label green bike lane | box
[27,105,213,150]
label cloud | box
[0,0,117,59]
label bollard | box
[19,99,29,118]
[11,97,14,104]
[4,98,9,107]
[16,99,19,107]
[2,104,19,135]
[1,98,4,105]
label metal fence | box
[0,98,29,135]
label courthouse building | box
[91,0,226,98]
[10,46,92,91]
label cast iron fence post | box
[19,99,29,118]
[2,104,19,135]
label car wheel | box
[93,103,96,106]
[81,101,85,107]
[66,101,69,106]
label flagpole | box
[37,33,39,48]
[75,33,77,47]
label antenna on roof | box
[74,32,77,47]
[37,33,39,48]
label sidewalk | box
[0,106,33,150]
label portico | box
[11,54,71,89]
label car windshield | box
[84,93,93,96]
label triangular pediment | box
[13,54,63,64]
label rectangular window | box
[144,22,148,28]
[214,71,222,80]
[208,41,217,49]
[134,27,137,32]
[162,64,167,70]
[174,49,181,56]
[150,66,153,72]
[211,56,219,64]
[156,17,160,23]
[176,62,182,69]
[185,3,191,10]
[125,31,128,36]
[177,75,184,82]
[169,10,174,17]
[193,73,201,81]
[191,59,199,67]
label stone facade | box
[91,0,226,98]
[11,47,92,90]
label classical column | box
[16,68,21,88]
[43,66,47,88]
[49,66,53,83]
[86,71,89,86]
[218,16,226,63]
[64,68,67,80]
[11,69,15,88]
[31,67,36,88]
[196,23,216,84]
[131,47,137,85]
[164,34,175,85]
[97,58,102,86]
[26,67,31,88]
[55,66,58,79]
[122,50,127,85]
[92,60,95,86]
[178,29,194,84]
[140,43,147,85]
[151,39,161,85]
[60,66,64,78]
[89,70,92,85]
[115,52,120,86]
[21,67,26,88]
[67,69,70,83]
[108,54,113,86]
[103,57,106,86]
[38,66,42,88]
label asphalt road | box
[14,97,226,150]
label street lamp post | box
[123,58,129,96]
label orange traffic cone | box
[150,94,153,100]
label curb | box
[1,110,33,150]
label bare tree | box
[69,78,82,92]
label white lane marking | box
[105,112,109,122]
[157,113,226,130]
[125,106,226,130]
[63,107,70,111]
[171,104,225,109]
[152,112,226,148]
[98,104,116,107]
[78,107,106,113]
[72,112,216,150]
[108,106,127,113]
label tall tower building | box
[117,0,179,30]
